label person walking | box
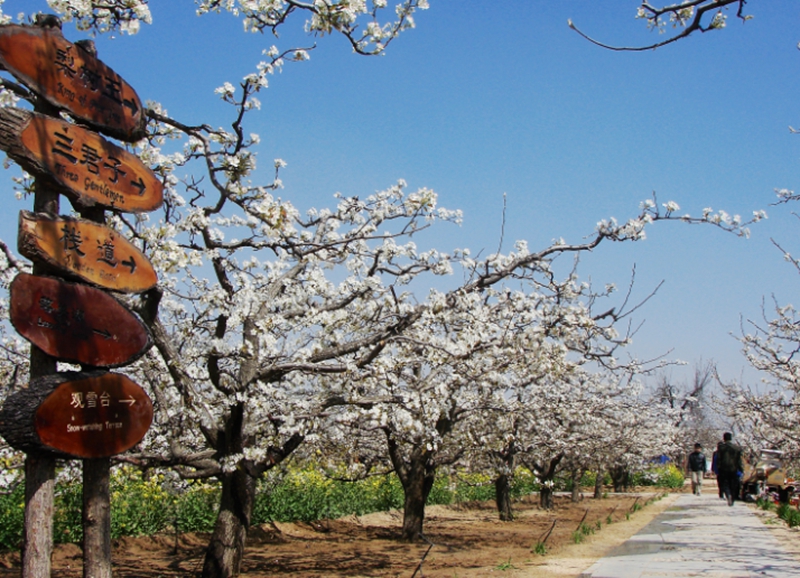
[717,432,744,506]
[711,449,723,498]
[687,443,707,495]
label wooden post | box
[22,454,55,578]
[21,97,60,578]
[79,196,113,578]
[83,457,111,578]
[0,17,157,577]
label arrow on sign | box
[121,256,137,274]
[119,396,137,407]
[130,176,146,196]
[93,328,112,340]
[122,98,139,116]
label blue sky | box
[4,1,800,389]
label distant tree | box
[651,360,722,458]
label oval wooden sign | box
[35,372,153,458]
[18,211,157,293]
[10,273,152,367]
[0,24,146,142]
[11,111,163,213]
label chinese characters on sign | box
[18,211,158,293]
[0,24,146,141]
[9,273,152,368]
[16,112,163,212]
[0,21,157,465]
[34,372,153,458]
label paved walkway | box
[580,489,800,578]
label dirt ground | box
[0,488,688,578]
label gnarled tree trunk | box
[593,469,605,499]
[202,466,256,578]
[495,473,514,521]
[527,453,564,511]
[539,482,555,510]
[570,468,584,503]
[385,430,437,542]
[201,402,255,578]
[609,465,630,493]
[399,458,435,542]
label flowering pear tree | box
[322,273,625,539]
[0,2,766,576]
[717,191,800,463]
[569,0,752,51]
[0,1,432,577]
[513,371,675,509]
[321,202,748,536]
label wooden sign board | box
[10,273,151,367]
[0,108,163,213]
[36,373,153,458]
[0,24,146,142]
[0,370,152,458]
[18,211,157,293]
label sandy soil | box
[0,489,686,578]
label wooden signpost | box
[9,273,152,368]
[0,17,160,578]
[0,371,153,459]
[0,24,146,142]
[37,373,152,458]
[18,211,158,293]
[0,108,163,212]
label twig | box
[539,518,557,546]
[575,508,590,531]
[630,497,641,511]
[410,533,436,578]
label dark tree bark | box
[492,443,517,521]
[385,431,437,542]
[570,468,584,503]
[202,402,254,578]
[495,473,514,521]
[593,469,605,499]
[609,465,630,492]
[384,406,458,542]
[399,456,435,542]
[199,401,302,578]
[539,483,554,510]
[526,453,564,511]
[202,466,256,578]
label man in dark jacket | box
[717,432,744,506]
[687,443,707,495]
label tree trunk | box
[609,466,630,493]
[539,483,554,510]
[22,455,55,578]
[399,455,435,542]
[570,469,584,503]
[201,402,256,578]
[21,132,60,578]
[83,458,111,578]
[201,467,256,578]
[593,469,604,499]
[495,473,514,521]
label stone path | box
[580,490,800,578]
